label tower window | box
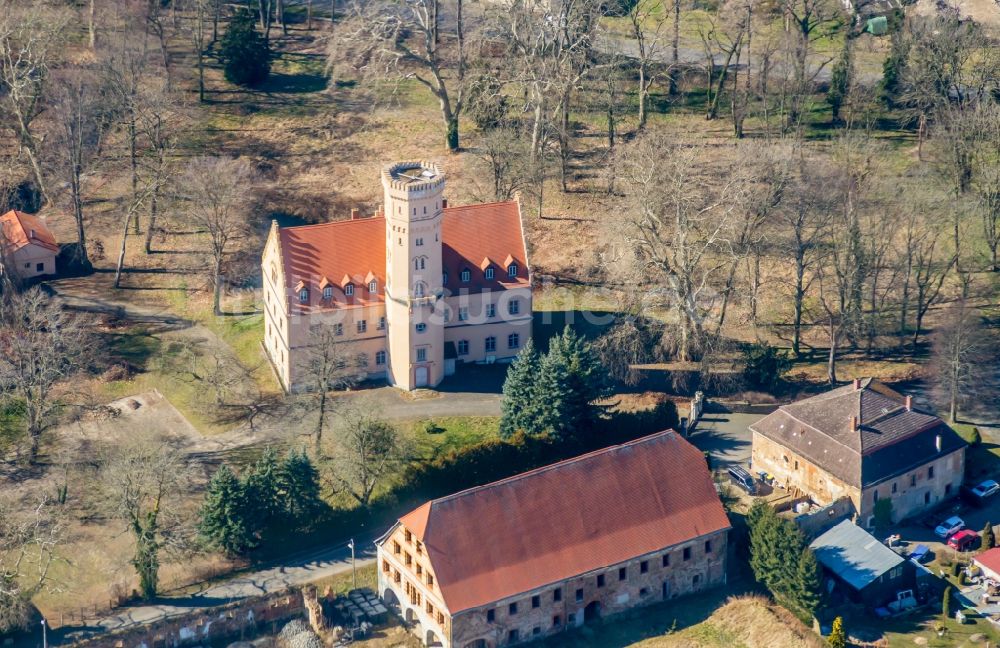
[345,284,355,296]
[417,348,427,362]
[485,267,494,280]
[416,323,427,333]
[416,237,424,246]
[414,282,427,297]
[442,272,448,284]
[508,263,518,278]
[461,269,471,282]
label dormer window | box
[461,269,471,282]
[442,272,448,284]
[323,286,333,300]
[508,263,518,278]
[299,289,309,303]
[345,284,355,296]
[368,280,377,293]
[485,267,494,280]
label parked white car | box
[972,480,1000,499]
[935,516,965,539]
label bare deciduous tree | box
[0,3,68,205]
[0,289,93,462]
[328,411,409,507]
[336,0,471,151]
[303,324,367,452]
[0,496,62,634]
[932,301,993,423]
[100,436,193,600]
[177,158,256,315]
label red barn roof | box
[394,431,731,613]
[276,201,529,313]
[0,210,58,253]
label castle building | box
[261,162,532,392]
[376,431,731,648]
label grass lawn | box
[404,416,501,463]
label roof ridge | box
[443,200,518,211]
[428,431,680,507]
[280,216,384,232]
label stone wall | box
[68,590,305,648]
[750,431,860,508]
[858,448,965,525]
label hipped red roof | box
[397,431,731,613]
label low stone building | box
[375,431,731,647]
[751,378,967,529]
[0,209,58,281]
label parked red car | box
[948,529,979,552]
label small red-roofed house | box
[975,547,1000,582]
[0,210,58,280]
[261,161,532,392]
[376,431,731,648]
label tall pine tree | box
[244,448,283,531]
[198,465,256,555]
[500,340,541,439]
[280,448,325,526]
[547,326,611,431]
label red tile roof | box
[977,548,1000,577]
[0,210,58,253]
[276,201,529,313]
[395,431,731,613]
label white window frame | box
[485,267,494,280]
[345,284,355,296]
[508,263,518,278]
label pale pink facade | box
[261,162,532,393]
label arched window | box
[345,284,355,296]
[508,263,518,278]
[414,257,427,271]
[414,282,427,297]
[323,286,333,300]
[368,280,377,293]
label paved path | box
[687,411,765,468]
[54,539,378,645]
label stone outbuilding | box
[751,378,967,529]
[375,431,731,648]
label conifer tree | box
[198,464,255,555]
[827,616,846,648]
[280,449,325,526]
[536,345,574,439]
[500,340,541,439]
[983,521,996,550]
[244,448,283,530]
[221,9,271,87]
[547,326,612,431]
[793,547,823,618]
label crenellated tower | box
[382,161,447,389]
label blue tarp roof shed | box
[809,520,904,591]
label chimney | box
[441,198,448,209]
[936,434,942,453]
[905,395,913,411]
[351,208,360,220]
[850,415,857,431]
[853,378,861,390]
